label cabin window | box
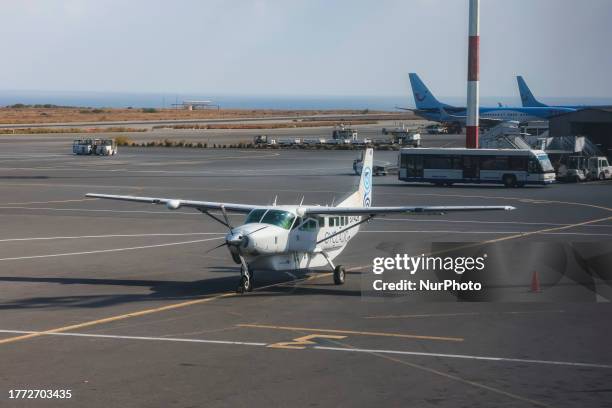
[299,218,318,231]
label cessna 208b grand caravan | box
[87,149,514,293]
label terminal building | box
[549,108,612,158]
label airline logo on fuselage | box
[363,166,371,207]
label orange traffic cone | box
[530,271,542,293]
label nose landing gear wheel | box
[237,267,254,293]
[333,265,346,285]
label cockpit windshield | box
[261,210,295,230]
[245,209,267,224]
[244,209,296,229]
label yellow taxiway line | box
[237,324,464,342]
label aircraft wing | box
[303,205,515,216]
[85,193,261,213]
[439,107,505,127]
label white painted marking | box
[362,230,612,237]
[314,346,612,369]
[0,237,222,262]
[0,330,266,346]
[0,199,94,206]
[364,310,565,319]
[0,329,608,370]
[0,232,224,243]
[380,218,612,228]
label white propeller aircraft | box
[86,149,514,293]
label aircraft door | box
[290,217,319,252]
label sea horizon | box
[1,90,611,110]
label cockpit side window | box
[292,217,303,230]
[245,209,267,224]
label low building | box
[549,108,612,158]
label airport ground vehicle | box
[88,149,513,293]
[424,124,447,134]
[331,124,358,144]
[587,156,612,180]
[279,138,301,146]
[253,135,276,145]
[557,156,588,182]
[303,138,327,145]
[73,139,93,155]
[73,138,117,155]
[398,147,556,187]
[353,150,395,176]
[96,139,118,155]
[381,124,421,147]
[557,155,611,182]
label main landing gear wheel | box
[333,265,346,285]
[237,267,254,293]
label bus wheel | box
[503,175,517,188]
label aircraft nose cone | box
[226,232,244,246]
[225,231,248,247]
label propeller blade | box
[203,241,228,255]
[244,225,268,237]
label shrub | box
[142,108,157,113]
[114,135,131,146]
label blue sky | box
[2,0,611,98]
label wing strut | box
[198,209,231,229]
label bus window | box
[404,155,424,177]
[509,157,527,171]
[480,157,496,170]
[463,156,479,178]
[424,156,452,169]
[450,156,462,169]
[494,157,509,170]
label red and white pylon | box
[466,0,480,148]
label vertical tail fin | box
[338,148,373,208]
[357,148,373,208]
[517,76,547,107]
[409,73,456,110]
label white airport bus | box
[398,148,556,187]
